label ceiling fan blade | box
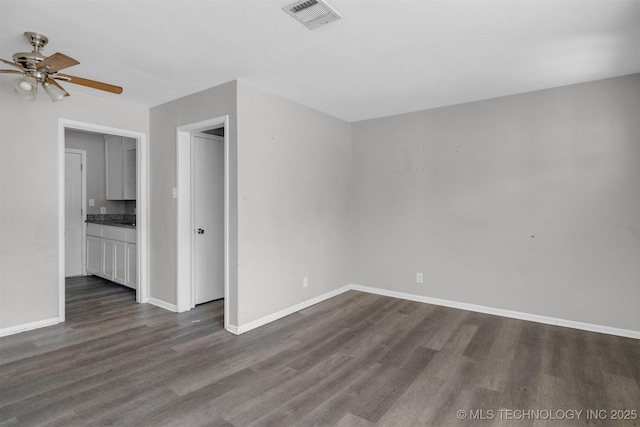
[38,52,79,72]
[48,78,70,97]
[1,70,23,74]
[55,73,123,94]
[1,58,24,69]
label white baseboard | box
[225,324,240,335]
[0,317,61,337]
[229,283,639,338]
[3,286,635,340]
[148,297,178,313]
[350,284,640,340]
[233,285,352,335]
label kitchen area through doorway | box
[64,128,138,296]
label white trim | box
[350,284,640,340]
[64,148,87,277]
[59,119,149,323]
[176,128,191,312]
[190,132,196,309]
[58,127,65,322]
[136,128,149,304]
[0,318,61,337]
[223,126,230,332]
[148,297,178,312]
[232,285,352,335]
[176,117,230,331]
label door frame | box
[58,119,149,322]
[176,116,229,331]
[64,148,87,277]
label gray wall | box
[0,86,148,330]
[236,82,352,325]
[124,201,137,215]
[65,129,126,215]
[149,80,352,328]
[149,81,239,323]
[351,74,640,332]
[2,71,636,334]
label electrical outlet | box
[416,273,423,284]
[89,198,95,206]
[303,277,308,288]
[100,207,107,214]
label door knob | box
[197,228,205,234]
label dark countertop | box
[86,214,136,229]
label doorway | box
[176,116,230,331]
[193,132,225,304]
[58,120,148,323]
[64,149,86,277]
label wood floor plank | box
[500,322,545,410]
[348,346,437,422]
[292,362,385,427]
[333,413,374,427]
[225,352,358,425]
[145,367,300,427]
[377,375,444,426]
[0,276,638,426]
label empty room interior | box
[0,1,638,426]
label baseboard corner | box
[233,284,352,335]
[148,297,178,313]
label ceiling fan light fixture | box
[13,75,37,100]
[43,80,67,102]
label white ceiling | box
[1,0,638,122]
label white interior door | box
[65,151,83,277]
[193,134,225,304]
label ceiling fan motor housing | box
[12,33,49,69]
[12,51,46,69]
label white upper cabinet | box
[105,135,137,200]
[123,146,136,200]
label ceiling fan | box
[1,32,123,102]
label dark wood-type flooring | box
[1,276,639,426]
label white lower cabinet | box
[125,243,137,289]
[86,236,102,275]
[102,239,115,281]
[113,240,126,285]
[86,224,137,289]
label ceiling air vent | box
[283,0,342,30]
